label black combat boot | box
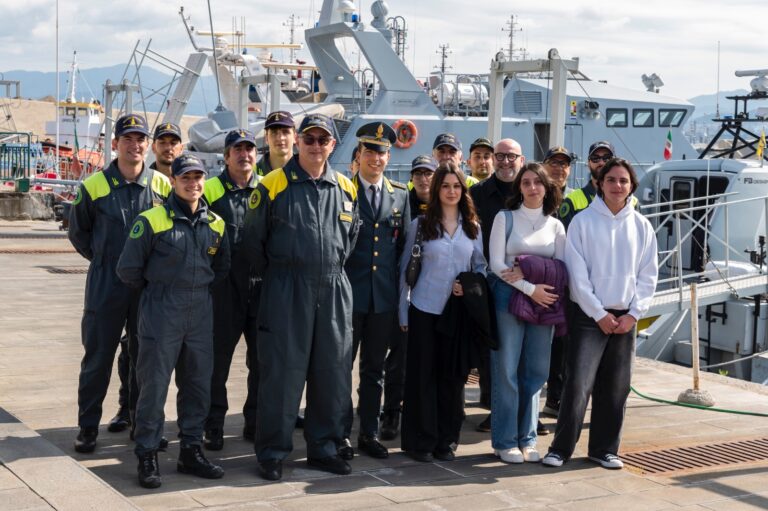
[177,444,225,479]
[379,410,401,441]
[137,450,161,489]
[74,427,98,453]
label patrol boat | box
[304,0,697,182]
[635,69,768,385]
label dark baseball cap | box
[356,122,397,153]
[153,122,182,141]
[171,154,207,176]
[433,133,462,151]
[469,137,494,153]
[224,129,257,149]
[265,110,295,129]
[298,114,334,136]
[588,141,615,158]
[411,155,438,173]
[114,114,150,138]
[544,146,573,163]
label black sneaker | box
[137,450,161,488]
[588,453,624,469]
[177,445,225,479]
[537,420,549,436]
[541,451,565,467]
[74,427,98,453]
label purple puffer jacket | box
[507,254,569,336]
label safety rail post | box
[675,211,684,303]
[724,196,730,275]
[764,197,768,274]
[677,282,715,406]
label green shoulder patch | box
[129,219,145,239]
[72,188,82,206]
[558,201,571,219]
[248,188,262,210]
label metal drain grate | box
[623,438,768,474]
[43,266,88,274]
[0,248,76,254]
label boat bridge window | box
[659,109,686,127]
[605,108,628,127]
[632,109,654,127]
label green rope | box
[630,385,768,418]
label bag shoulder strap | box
[414,216,424,246]
[504,209,514,241]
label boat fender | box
[393,119,418,149]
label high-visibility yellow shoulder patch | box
[569,189,589,211]
[83,172,111,201]
[337,173,357,201]
[466,176,479,188]
[204,177,226,205]
[139,205,173,234]
[208,211,226,236]
[151,172,172,198]
[260,168,289,201]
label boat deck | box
[2,219,768,511]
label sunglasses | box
[589,155,613,163]
[494,152,521,163]
[300,135,332,146]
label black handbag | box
[405,218,424,288]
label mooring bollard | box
[678,282,715,406]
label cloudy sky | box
[2,0,765,100]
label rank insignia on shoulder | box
[343,200,353,212]
[339,212,353,223]
[129,220,145,239]
[249,189,262,210]
[207,246,218,255]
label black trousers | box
[549,306,635,459]
[401,305,465,453]
[206,278,260,431]
[343,311,397,437]
[383,328,407,412]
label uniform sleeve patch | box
[558,201,571,219]
[72,188,82,206]
[129,220,145,239]
[339,212,353,223]
[248,188,262,210]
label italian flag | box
[663,130,673,160]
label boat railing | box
[641,192,768,304]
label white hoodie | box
[565,196,658,321]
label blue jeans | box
[490,279,553,450]
[549,306,635,460]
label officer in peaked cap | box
[202,128,262,450]
[68,113,171,454]
[150,122,183,178]
[341,122,410,458]
[118,153,230,488]
[408,155,437,216]
[243,111,359,481]
[256,111,296,176]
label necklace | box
[520,209,545,232]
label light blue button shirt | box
[398,215,487,326]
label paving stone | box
[0,488,52,510]
[130,492,204,511]
[272,490,394,511]
[546,492,677,511]
[586,473,665,494]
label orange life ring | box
[392,119,418,149]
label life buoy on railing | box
[392,119,418,149]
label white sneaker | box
[588,453,624,469]
[494,447,524,464]
[522,446,540,462]
[541,451,564,467]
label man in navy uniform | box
[243,114,359,481]
[150,122,184,178]
[68,113,171,453]
[117,154,230,488]
[341,122,410,459]
[203,129,262,450]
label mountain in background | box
[2,65,219,116]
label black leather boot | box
[177,445,224,479]
[137,450,161,489]
[74,427,98,453]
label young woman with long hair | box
[398,162,486,463]
[488,162,566,464]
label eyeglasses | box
[300,135,332,146]
[412,170,434,179]
[589,155,613,163]
[546,159,570,168]
[494,152,521,163]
